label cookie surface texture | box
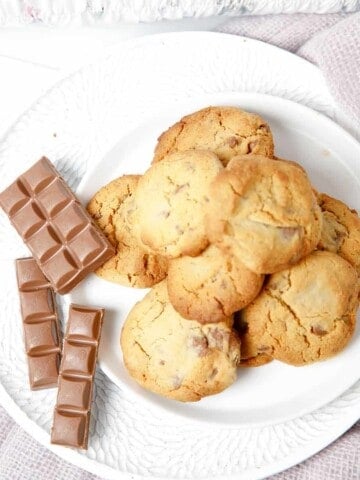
[153,106,274,165]
[240,251,359,365]
[206,155,322,274]
[134,150,223,258]
[167,244,264,323]
[87,175,167,287]
[318,193,360,274]
[120,281,240,402]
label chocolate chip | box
[258,345,270,352]
[227,136,239,148]
[209,368,218,380]
[208,328,229,349]
[247,141,258,153]
[258,124,270,133]
[174,183,189,194]
[280,227,299,240]
[172,375,183,389]
[311,325,328,336]
[191,336,208,356]
[333,228,346,243]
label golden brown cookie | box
[240,251,359,366]
[120,281,240,402]
[239,354,273,368]
[87,175,167,287]
[167,244,264,324]
[205,155,322,274]
[133,150,223,258]
[153,106,274,165]
[318,193,360,274]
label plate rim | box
[0,31,359,480]
[1,380,359,480]
[74,89,360,428]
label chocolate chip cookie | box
[121,281,240,402]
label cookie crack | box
[266,290,311,350]
[267,290,299,325]
[125,183,134,198]
[161,121,186,159]
[215,110,260,141]
[286,270,292,290]
[134,341,151,360]
[182,283,201,299]
[216,111,226,133]
[213,296,227,317]
[226,267,248,301]
[150,302,166,324]
[264,311,281,352]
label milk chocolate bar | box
[16,257,61,389]
[51,304,104,449]
[0,157,115,294]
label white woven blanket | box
[1,0,360,25]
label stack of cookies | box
[87,106,360,402]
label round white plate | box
[0,32,359,480]
[72,91,360,427]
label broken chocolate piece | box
[0,157,115,294]
[51,304,104,449]
[15,257,61,390]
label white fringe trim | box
[0,0,359,26]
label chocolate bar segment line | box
[15,257,62,390]
[0,157,115,294]
[51,304,104,449]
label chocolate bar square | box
[11,202,45,240]
[27,225,62,263]
[19,289,56,323]
[37,179,72,218]
[28,352,60,390]
[16,258,50,291]
[57,377,92,412]
[24,320,60,355]
[69,227,106,265]
[21,158,56,194]
[61,343,97,378]
[52,202,90,242]
[51,411,89,449]
[42,249,79,290]
[66,305,103,343]
[0,179,30,216]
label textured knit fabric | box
[272,421,360,480]
[0,1,359,25]
[0,405,359,479]
[218,12,360,128]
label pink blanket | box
[218,13,360,128]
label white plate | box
[72,91,360,427]
[0,32,359,480]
